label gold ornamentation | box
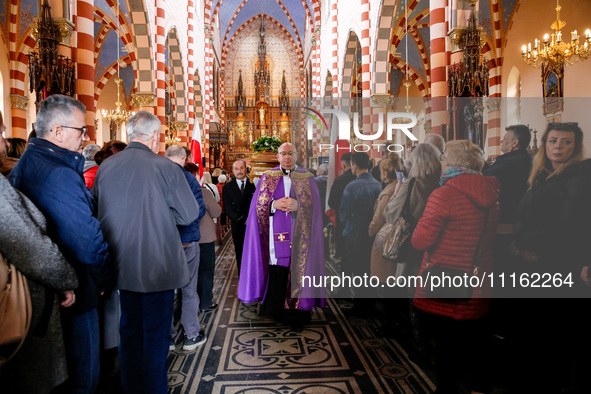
[521,0,591,68]
[10,94,28,110]
[131,93,156,107]
[371,94,395,109]
[170,121,188,132]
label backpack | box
[0,253,32,366]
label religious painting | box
[310,157,318,170]
[542,63,564,115]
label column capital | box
[131,92,156,107]
[171,121,189,132]
[371,94,395,109]
[485,97,502,112]
[10,94,29,110]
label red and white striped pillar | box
[429,0,448,136]
[8,0,29,139]
[331,1,340,98]
[486,0,503,156]
[203,20,213,170]
[155,0,166,154]
[185,0,196,148]
[76,0,96,142]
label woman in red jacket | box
[411,140,500,394]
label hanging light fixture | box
[101,0,134,132]
[522,0,591,68]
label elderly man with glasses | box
[9,94,111,393]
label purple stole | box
[272,181,292,267]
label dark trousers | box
[61,308,100,394]
[422,313,490,393]
[198,241,216,309]
[231,221,246,274]
[119,290,174,394]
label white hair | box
[126,111,161,142]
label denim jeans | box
[170,242,201,339]
[119,290,174,394]
[197,241,216,309]
[61,308,100,394]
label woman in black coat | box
[511,122,591,393]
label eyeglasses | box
[278,151,296,157]
[59,125,88,137]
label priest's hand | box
[273,197,291,212]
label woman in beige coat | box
[375,143,442,281]
[368,153,403,275]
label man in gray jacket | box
[93,111,199,394]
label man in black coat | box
[482,124,532,340]
[483,124,532,224]
[223,159,255,274]
[327,152,354,259]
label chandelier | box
[101,76,133,127]
[522,0,591,68]
[100,0,133,131]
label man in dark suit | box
[327,152,354,259]
[223,159,255,274]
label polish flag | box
[190,120,204,179]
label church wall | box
[502,0,591,155]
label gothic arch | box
[373,0,397,96]
[193,69,204,134]
[166,27,187,122]
[127,0,154,95]
[341,31,360,96]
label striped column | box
[185,0,196,148]
[76,0,96,142]
[203,19,213,170]
[486,0,503,155]
[155,0,166,154]
[312,25,321,157]
[429,0,448,136]
[360,0,374,147]
[7,0,27,138]
[220,68,225,130]
[331,0,340,97]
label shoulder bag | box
[0,253,32,365]
[379,178,417,262]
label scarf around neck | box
[440,165,481,186]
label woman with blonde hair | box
[510,122,591,393]
[369,152,403,266]
[376,143,441,354]
[411,139,500,394]
[201,171,220,203]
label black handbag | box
[420,208,490,300]
[380,178,416,262]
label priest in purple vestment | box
[238,143,326,330]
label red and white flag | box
[190,120,204,179]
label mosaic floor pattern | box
[167,236,436,393]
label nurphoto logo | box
[303,107,418,153]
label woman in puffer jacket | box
[412,140,500,394]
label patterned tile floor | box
[166,236,436,394]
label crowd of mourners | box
[1,93,590,394]
[329,125,591,394]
